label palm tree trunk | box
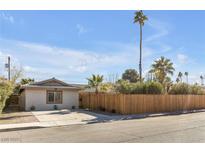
[95,86,98,94]
[139,24,142,82]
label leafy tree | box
[14,78,35,94]
[184,72,188,84]
[122,69,140,83]
[20,78,35,85]
[0,77,14,113]
[178,72,183,82]
[0,68,22,113]
[134,10,148,81]
[87,74,103,93]
[149,56,175,86]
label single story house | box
[19,78,85,111]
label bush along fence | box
[79,92,205,115]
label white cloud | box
[16,41,131,69]
[0,51,6,76]
[0,12,14,24]
[145,19,169,43]
[142,18,172,57]
[0,38,179,83]
[76,24,87,35]
[76,65,87,72]
[177,53,188,64]
[23,65,37,72]
[0,39,154,82]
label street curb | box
[0,126,45,132]
[0,121,88,132]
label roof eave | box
[20,85,82,90]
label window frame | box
[46,90,63,104]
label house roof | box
[21,77,86,90]
[30,77,70,86]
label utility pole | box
[5,56,11,80]
[8,56,10,80]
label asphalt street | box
[1,111,205,142]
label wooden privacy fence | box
[79,92,205,114]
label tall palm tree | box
[149,56,175,85]
[87,74,103,93]
[134,10,148,82]
[178,72,183,82]
[200,75,204,86]
[176,77,180,83]
[184,72,188,84]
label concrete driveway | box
[31,109,168,125]
[0,109,117,130]
[31,109,112,125]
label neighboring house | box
[19,78,85,111]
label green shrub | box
[132,82,146,94]
[145,82,164,94]
[116,80,163,94]
[116,80,134,94]
[168,83,190,94]
[100,83,115,93]
[168,83,204,95]
[190,85,204,95]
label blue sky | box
[0,10,205,84]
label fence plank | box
[80,93,205,115]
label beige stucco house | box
[19,78,84,111]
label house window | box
[47,91,62,104]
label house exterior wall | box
[19,90,26,111]
[24,89,79,111]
